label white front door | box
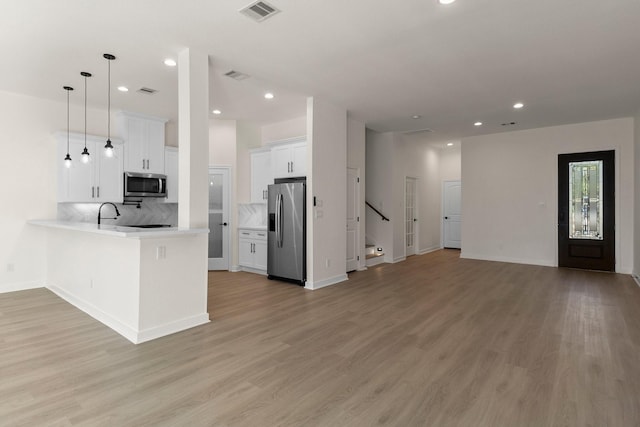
[346,168,360,272]
[405,177,418,256]
[208,167,230,270]
[443,180,462,249]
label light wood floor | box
[1,250,640,426]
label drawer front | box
[238,229,267,240]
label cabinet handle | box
[142,159,145,169]
[92,187,95,198]
[287,162,290,173]
[146,159,150,169]
[291,162,294,173]
[97,186,100,198]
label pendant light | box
[103,54,116,157]
[63,86,74,168]
[80,71,92,163]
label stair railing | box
[365,201,390,221]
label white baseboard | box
[357,266,368,271]
[136,313,210,344]
[229,264,241,272]
[47,284,210,345]
[239,266,267,276]
[0,280,43,294]
[460,252,555,267]
[392,256,407,264]
[418,245,441,255]
[305,274,348,291]
[633,273,640,288]
[48,284,140,343]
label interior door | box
[558,150,615,271]
[208,167,230,270]
[405,177,417,256]
[346,168,360,272]
[443,180,462,249]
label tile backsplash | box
[238,203,267,228]
[58,200,178,226]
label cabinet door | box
[251,151,271,203]
[290,143,307,176]
[271,145,292,179]
[253,238,268,270]
[146,120,166,174]
[95,142,123,203]
[238,238,254,267]
[123,117,147,173]
[164,148,179,203]
[58,139,94,202]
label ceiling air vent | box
[137,87,157,95]
[224,70,251,81]
[240,1,280,22]
[403,128,433,135]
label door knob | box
[220,222,228,226]
[413,218,417,222]
[444,216,449,219]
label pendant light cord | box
[67,89,70,153]
[107,59,111,140]
[84,75,87,149]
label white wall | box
[0,90,119,292]
[307,97,347,289]
[262,116,306,144]
[461,118,634,273]
[347,117,367,270]
[634,111,640,279]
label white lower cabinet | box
[238,229,268,272]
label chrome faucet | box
[98,202,121,225]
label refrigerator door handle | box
[278,193,284,248]
[275,193,281,248]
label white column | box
[178,48,209,229]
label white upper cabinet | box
[57,133,123,203]
[164,146,179,203]
[250,148,271,203]
[117,111,168,174]
[270,138,306,179]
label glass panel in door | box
[208,168,229,270]
[568,160,603,240]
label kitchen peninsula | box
[29,220,209,344]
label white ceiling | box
[2,0,640,139]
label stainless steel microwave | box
[124,172,167,198]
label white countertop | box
[29,220,209,238]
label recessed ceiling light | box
[117,86,128,92]
[264,92,274,99]
[412,115,421,119]
[439,0,456,4]
[513,102,524,109]
[447,142,454,146]
[474,121,483,126]
[164,59,177,67]
[212,109,222,115]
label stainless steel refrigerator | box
[267,178,306,285]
